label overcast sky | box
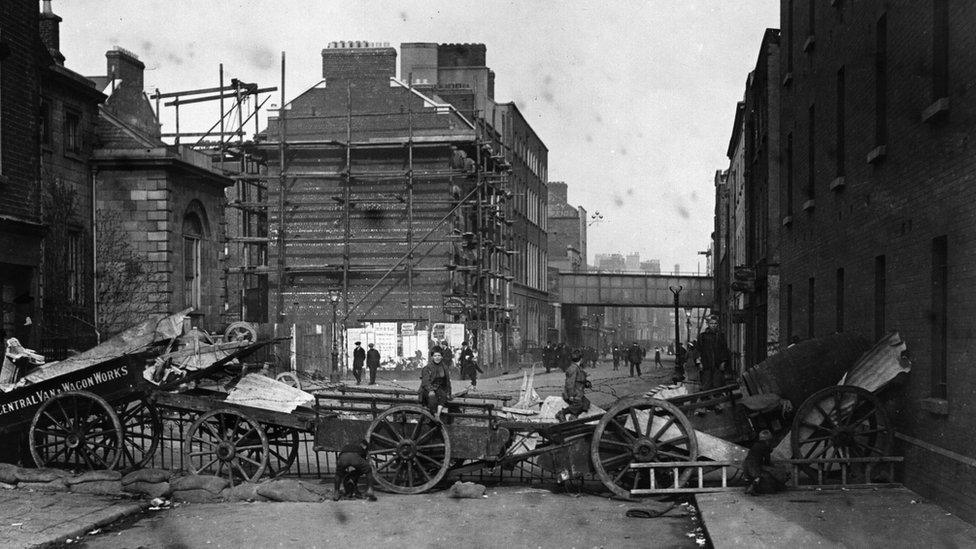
[57,0,779,273]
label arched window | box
[182,210,204,309]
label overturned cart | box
[313,386,701,498]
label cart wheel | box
[224,321,258,343]
[115,397,162,472]
[29,391,124,471]
[366,405,451,494]
[275,371,302,390]
[259,424,300,478]
[791,385,892,470]
[183,408,269,485]
[591,396,699,498]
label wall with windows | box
[776,0,976,521]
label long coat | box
[366,348,381,369]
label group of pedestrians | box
[540,342,602,374]
[351,340,482,387]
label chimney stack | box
[38,0,65,65]
[106,46,145,91]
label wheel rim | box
[366,405,451,494]
[791,385,892,470]
[591,396,698,498]
[183,409,269,485]
[115,397,162,472]
[30,391,124,470]
[275,372,302,390]
[225,322,257,343]
[259,424,300,478]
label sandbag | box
[172,488,222,503]
[448,481,486,499]
[16,468,68,483]
[170,474,229,494]
[256,479,323,502]
[122,468,174,485]
[221,482,268,502]
[71,480,122,495]
[67,470,122,485]
[20,479,68,492]
[0,463,21,484]
[124,481,172,499]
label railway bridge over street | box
[556,271,714,308]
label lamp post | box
[328,289,341,383]
[685,309,692,347]
[669,285,682,353]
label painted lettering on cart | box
[0,365,129,417]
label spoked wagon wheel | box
[591,396,699,498]
[224,321,258,343]
[115,397,163,472]
[791,385,892,477]
[183,408,269,485]
[366,405,451,494]
[275,372,302,390]
[258,424,300,478]
[30,391,124,470]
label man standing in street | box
[654,347,663,368]
[697,314,731,391]
[351,341,366,385]
[458,340,482,387]
[555,349,590,422]
[626,341,644,377]
[611,345,621,371]
[542,342,554,374]
[366,343,381,385]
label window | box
[931,236,947,399]
[67,231,83,304]
[932,0,949,100]
[807,277,815,338]
[39,100,51,146]
[875,14,888,146]
[786,133,794,215]
[836,67,845,176]
[807,105,815,199]
[874,255,886,340]
[835,267,844,332]
[808,0,816,38]
[786,283,793,343]
[183,212,204,309]
[786,0,795,72]
[63,110,81,154]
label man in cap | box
[351,341,366,385]
[555,349,591,422]
[697,314,731,391]
[366,343,381,385]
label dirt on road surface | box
[79,485,702,549]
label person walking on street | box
[626,342,644,377]
[654,347,663,368]
[366,343,381,385]
[351,341,366,385]
[611,345,621,371]
[697,314,731,391]
[556,342,571,372]
[555,349,590,422]
[458,341,482,387]
[543,342,554,374]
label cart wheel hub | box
[632,438,657,462]
[66,434,82,449]
[832,428,856,448]
[216,441,236,461]
[397,440,416,460]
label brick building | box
[546,181,587,343]
[775,0,976,521]
[89,48,232,334]
[0,0,45,348]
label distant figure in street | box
[556,342,571,371]
[542,341,555,373]
[366,343,381,385]
[333,439,376,501]
[419,350,453,420]
[458,341,482,386]
[611,345,621,371]
[697,314,731,391]
[555,349,590,423]
[626,342,644,377]
[654,347,663,368]
[351,341,365,385]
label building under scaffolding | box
[156,41,550,371]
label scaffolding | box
[153,54,516,369]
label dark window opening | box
[875,14,888,146]
[786,283,793,343]
[933,0,949,100]
[836,67,846,176]
[807,104,816,198]
[786,133,794,215]
[63,111,81,154]
[39,100,51,146]
[787,0,795,72]
[808,277,815,339]
[874,255,886,340]
[835,267,845,332]
[931,236,947,399]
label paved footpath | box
[0,488,144,548]
[698,486,976,549]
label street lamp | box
[685,309,692,347]
[328,289,342,383]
